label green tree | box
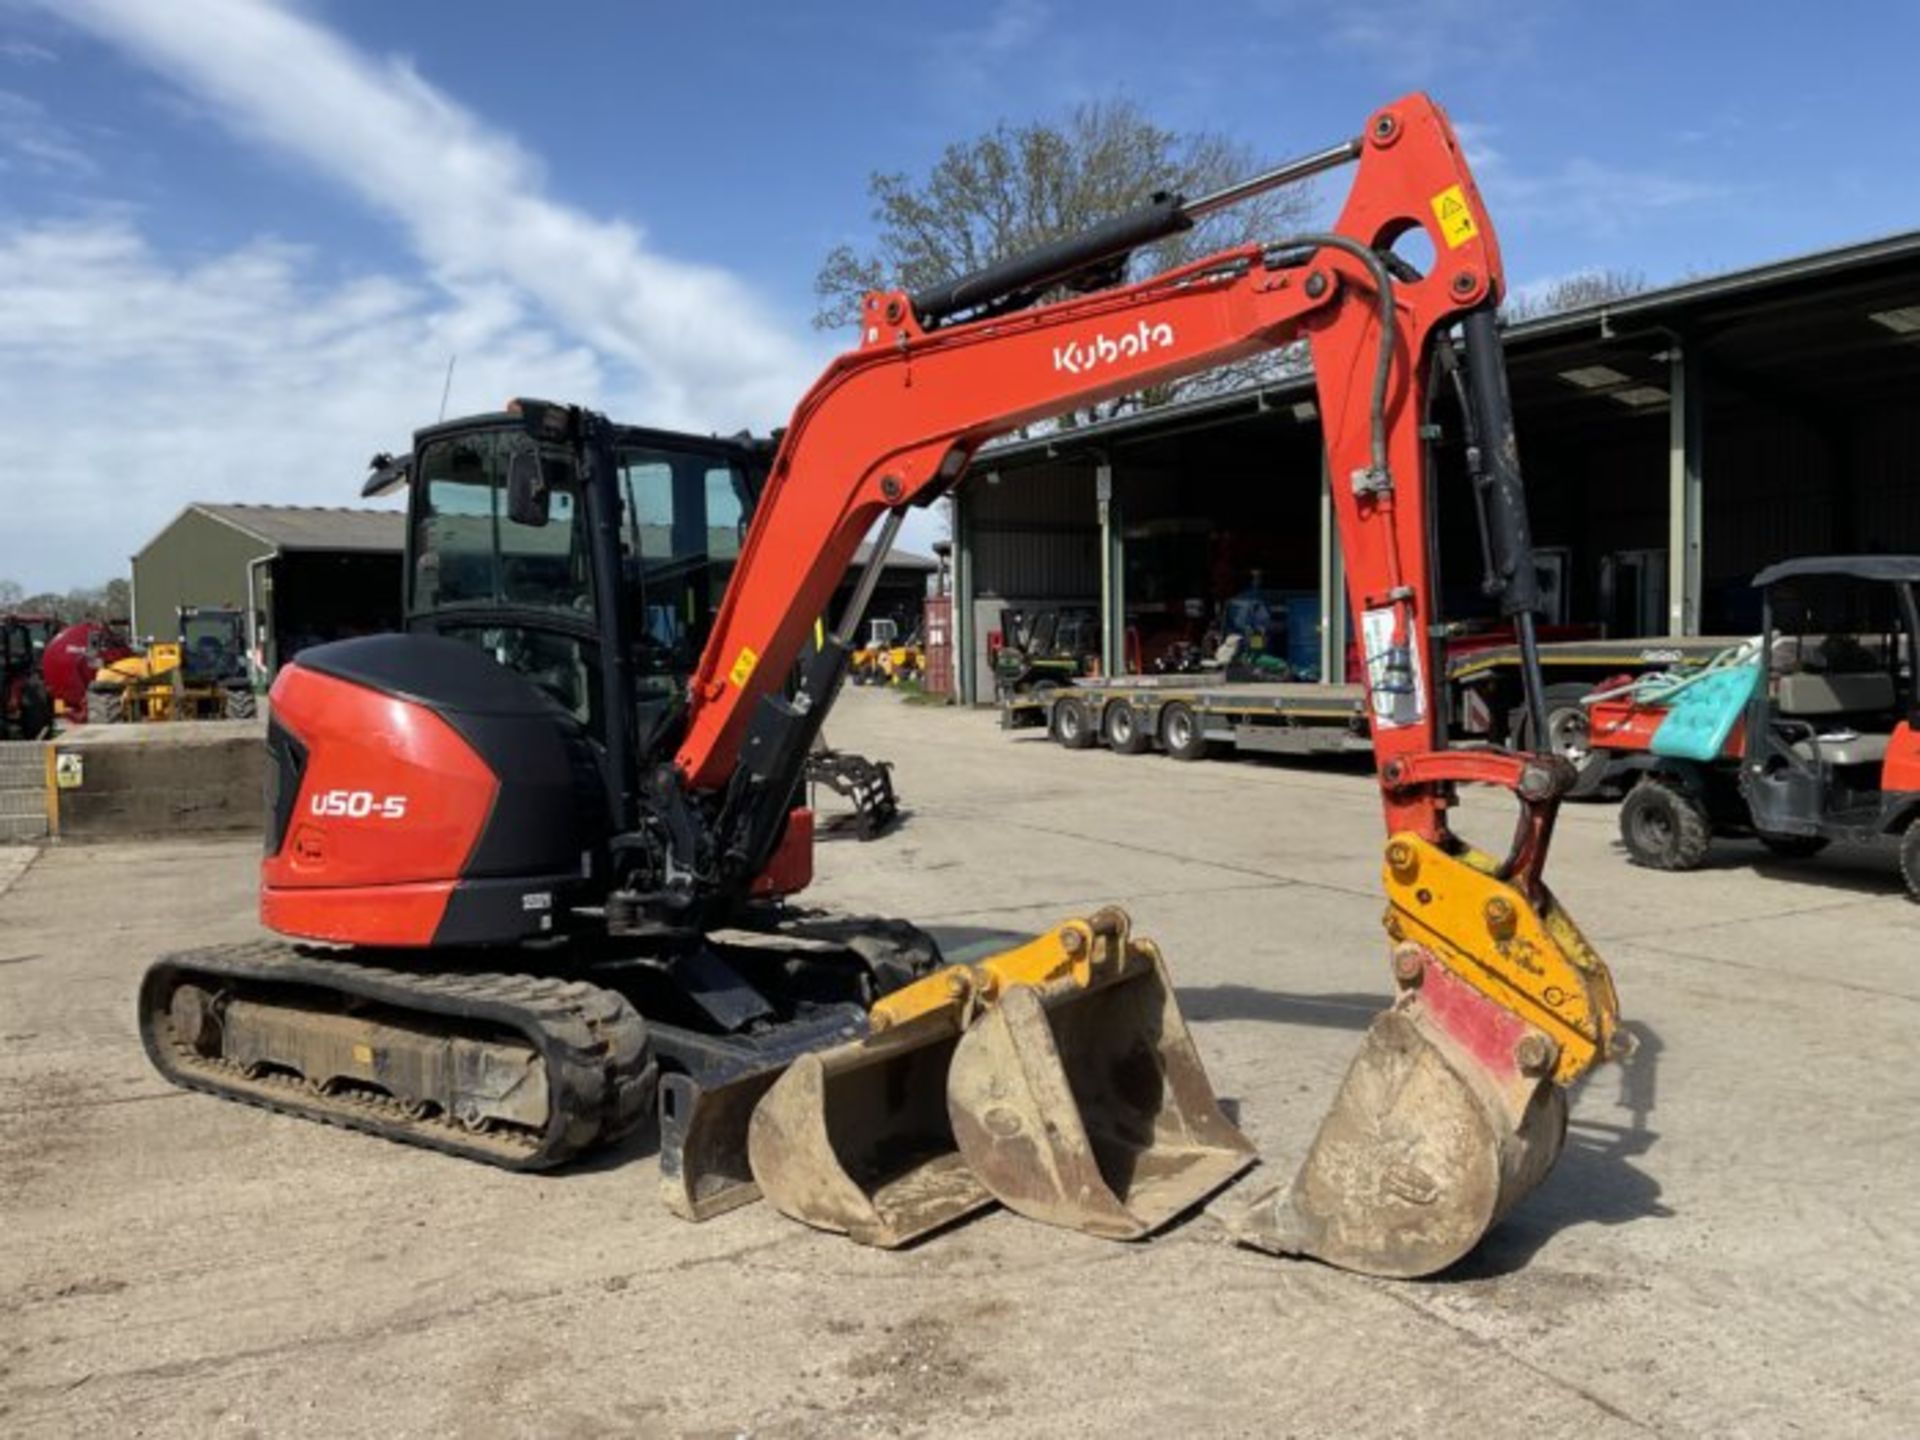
[815,101,1317,419]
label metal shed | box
[949,228,1920,703]
[130,504,405,676]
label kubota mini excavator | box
[140,92,1624,1278]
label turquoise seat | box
[1650,661,1761,761]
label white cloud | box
[1455,120,1731,240]
[0,39,58,64]
[46,0,821,430]
[0,216,604,591]
[0,87,95,174]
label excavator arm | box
[682,92,1624,1275]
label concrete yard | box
[3,687,1917,1438]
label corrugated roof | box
[856,540,938,572]
[970,226,1920,468]
[194,503,404,553]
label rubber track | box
[139,940,657,1171]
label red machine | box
[37,619,135,725]
[140,93,1622,1278]
[1,614,57,739]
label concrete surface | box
[3,688,1916,1438]
[50,719,264,841]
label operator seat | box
[1775,671,1896,768]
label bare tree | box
[1501,268,1650,324]
[815,101,1317,422]
[0,578,129,624]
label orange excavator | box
[139,93,1623,1278]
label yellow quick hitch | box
[1227,834,1627,1278]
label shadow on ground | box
[1440,1018,1669,1280]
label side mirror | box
[506,449,551,528]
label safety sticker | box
[54,753,82,789]
[729,645,760,687]
[1429,185,1478,249]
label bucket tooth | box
[748,1010,991,1248]
[1224,962,1568,1278]
[948,936,1255,1239]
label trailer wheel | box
[1160,702,1211,762]
[1899,817,1920,902]
[1515,683,1606,796]
[1619,776,1711,871]
[1052,696,1097,750]
[1757,831,1828,860]
[1104,700,1152,754]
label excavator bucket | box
[749,907,1248,1246]
[1225,834,1621,1278]
[748,1005,987,1247]
[947,932,1255,1239]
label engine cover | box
[262,633,612,947]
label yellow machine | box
[848,617,924,686]
[86,608,256,723]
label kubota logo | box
[1052,320,1176,375]
[309,788,409,820]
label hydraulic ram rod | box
[908,136,1362,327]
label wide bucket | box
[747,1008,993,1248]
[1224,963,1568,1278]
[947,941,1256,1240]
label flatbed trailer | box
[1006,634,1748,781]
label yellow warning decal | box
[1430,184,1478,249]
[352,1043,374,1065]
[729,646,760,688]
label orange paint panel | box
[751,808,815,898]
[262,665,498,897]
[1882,722,1920,794]
[262,881,453,948]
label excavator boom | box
[694,92,1622,1273]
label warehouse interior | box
[951,230,1920,703]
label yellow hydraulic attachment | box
[749,907,1253,1247]
[1226,834,1627,1277]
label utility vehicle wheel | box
[1516,683,1606,797]
[1052,696,1096,750]
[1619,777,1711,871]
[87,685,123,726]
[223,687,257,721]
[1899,817,1920,903]
[1757,831,1829,860]
[1104,700,1152,754]
[1160,701,1211,762]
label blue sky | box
[2,0,1916,590]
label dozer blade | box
[748,907,1213,1247]
[1225,833,1623,1278]
[947,933,1255,1240]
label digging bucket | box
[747,1002,990,1248]
[946,914,1256,1240]
[1223,955,1568,1278]
[745,908,1190,1248]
